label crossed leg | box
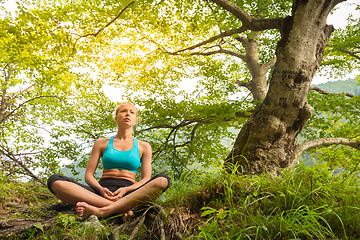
[75,176,169,218]
[50,180,115,207]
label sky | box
[313,0,360,84]
[327,0,359,29]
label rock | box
[81,215,107,238]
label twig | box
[129,206,152,240]
[79,1,134,38]
[0,147,45,185]
[245,194,273,208]
[73,1,134,49]
[0,95,62,125]
[341,158,360,184]
[310,86,354,98]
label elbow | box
[142,176,151,182]
[84,173,92,185]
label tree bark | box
[225,0,339,174]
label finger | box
[104,188,114,196]
[114,191,124,198]
[104,195,117,201]
[115,193,125,200]
[113,188,123,195]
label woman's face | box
[115,103,137,127]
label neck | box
[115,128,133,140]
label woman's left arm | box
[113,141,152,199]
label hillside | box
[312,78,360,95]
[1,163,360,239]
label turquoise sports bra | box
[102,136,141,173]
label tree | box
[207,0,359,174]
[52,0,359,175]
[0,2,118,182]
[97,0,359,174]
[2,0,359,180]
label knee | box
[47,174,60,188]
[47,174,65,194]
[153,174,170,191]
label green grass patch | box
[1,163,359,239]
[168,163,360,239]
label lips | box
[124,118,131,122]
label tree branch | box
[235,35,249,46]
[210,0,252,24]
[310,86,354,98]
[190,48,247,60]
[167,1,283,57]
[263,57,277,72]
[173,123,200,149]
[291,137,360,167]
[340,48,360,60]
[142,119,205,131]
[1,63,11,122]
[210,0,283,30]
[235,80,251,90]
[81,1,133,38]
[152,128,176,160]
[73,1,134,48]
[170,27,247,54]
[0,95,62,125]
[0,147,44,185]
[332,0,348,9]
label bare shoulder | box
[93,137,110,149]
[94,137,110,143]
[137,140,152,152]
[138,140,151,149]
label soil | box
[0,201,74,239]
[0,198,204,239]
[0,180,208,239]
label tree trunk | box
[225,0,338,174]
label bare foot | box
[76,202,105,218]
[122,210,133,222]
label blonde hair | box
[114,102,138,118]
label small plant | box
[55,213,78,228]
[22,222,44,239]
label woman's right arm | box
[85,138,116,200]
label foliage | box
[177,163,360,239]
[0,0,359,184]
[68,0,287,174]
[0,0,119,182]
[322,9,360,77]
[67,0,359,174]
[301,78,360,171]
[135,98,250,177]
[0,171,54,212]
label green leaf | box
[33,222,44,232]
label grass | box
[174,162,360,239]
[1,163,359,239]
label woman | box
[47,102,170,218]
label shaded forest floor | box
[1,163,360,239]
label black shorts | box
[47,173,170,196]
